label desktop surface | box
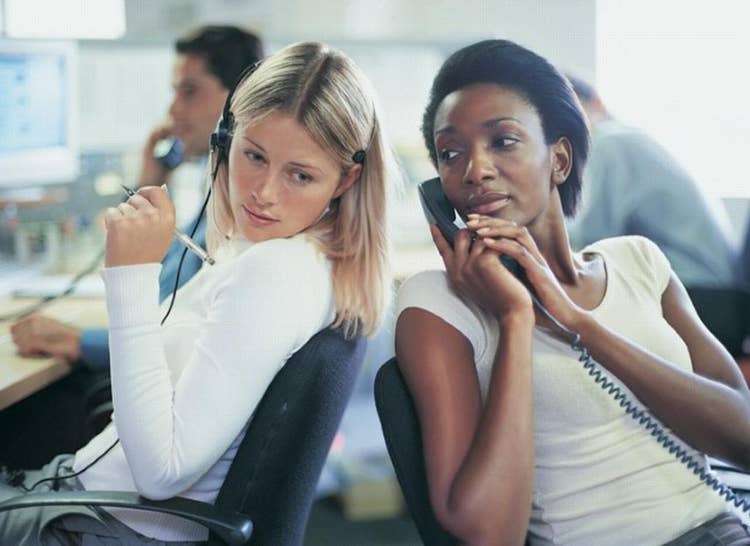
[0,293,107,410]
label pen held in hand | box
[120,185,215,266]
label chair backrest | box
[686,287,750,357]
[374,358,457,546]
[740,215,750,291]
[210,327,366,546]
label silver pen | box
[121,185,215,266]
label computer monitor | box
[0,39,79,188]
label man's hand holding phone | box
[138,123,179,187]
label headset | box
[159,60,263,326]
[209,60,263,182]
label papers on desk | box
[12,275,105,298]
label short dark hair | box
[176,25,264,90]
[421,39,589,217]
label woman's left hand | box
[104,186,175,267]
[466,214,586,331]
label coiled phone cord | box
[527,289,750,516]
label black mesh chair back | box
[209,327,365,545]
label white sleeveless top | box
[396,236,726,546]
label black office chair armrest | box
[0,491,253,546]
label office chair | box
[686,216,750,358]
[376,358,750,546]
[687,286,750,358]
[0,327,366,546]
[374,357,457,546]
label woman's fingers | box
[137,185,172,211]
[430,224,454,266]
[103,185,175,267]
[123,192,151,210]
[116,202,137,216]
[467,215,544,263]
[481,237,536,274]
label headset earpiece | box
[210,112,234,180]
[209,60,262,181]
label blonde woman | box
[0,41,396,545]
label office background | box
[1,1,749,543]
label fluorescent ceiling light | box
[5,0,126,39]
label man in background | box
[4,25,263,467]
[566,75,745,355]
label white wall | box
[78,45,172,151]
[78,0,596,155]
[123,0,595,69]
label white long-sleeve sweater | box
[72,235,335,542]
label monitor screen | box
[0,40,78,188]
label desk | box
[0,296,107,411]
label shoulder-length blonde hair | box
[208,41,397,338]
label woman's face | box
[433,83,560,226]
[227,112,354,242]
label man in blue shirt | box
[3,26,263,467]
[566,75,746,356]
[566,75,738,289]
[11,25,263,369]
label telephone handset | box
[153,137,184,170]
[418,177,525,280]
[417,175,750,518]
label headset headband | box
[209,58,369,178]
[209,60,262,180]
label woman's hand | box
[104,186,175,267]
[429,223,533,321]
[465,214,587,330]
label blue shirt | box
[567,119,739,288]
[79,213,206,369]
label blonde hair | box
[208,42,397,338]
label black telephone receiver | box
[418,176,750,517]
[418,176,525,280]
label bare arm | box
[397,309,534,546]
[571,272,750,467]
[395,226,536,545]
